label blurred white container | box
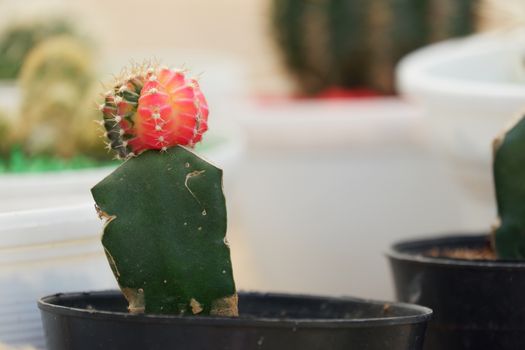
[397,32,525,226]
[232,98,465,300]
[0,133,244,213]
[0,204,114,349]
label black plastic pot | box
[38,290,431,350]
[388,234,525,350]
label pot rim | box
[387,234,525,269]
[38,290,432,328]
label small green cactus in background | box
[493,115,525,259]
[0,18,75,80]
[16,35,107,159]
[92,64,237,316]
[0,109,11,157]
[272,0,479,95]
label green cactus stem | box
[92,146,237,315]
[493,115,525,259]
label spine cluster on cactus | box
[101,65,209,159]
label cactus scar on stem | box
[104,247,121,277]
[95,204,115,224]
[190,298,203,314]
[96,205,121,283]
[185,170,205,205]
[122,287,145,314]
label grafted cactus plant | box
[493,115,525,259]
[92,64,237,316]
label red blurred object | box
[256,87,382,106]
[312,87,381,99]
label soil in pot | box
[425,239,496,260]
[38,290,432,350]
[389,234,525,350]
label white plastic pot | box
[396,32,525,226]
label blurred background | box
[1,0,525,348]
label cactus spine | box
[493,115,525,259]
[93,64,237,316]
[272,0,479,95]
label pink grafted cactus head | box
[134,69,208,152]
[100,65,209,159]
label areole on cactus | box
[92,63,237,316]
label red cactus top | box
[101,65,209,158]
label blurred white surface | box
[229,97,489,300]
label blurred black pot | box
[389,234,525,350]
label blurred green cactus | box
[493,115,525,259]
[17,35,107,159]
[0,109,11,157]
[272,0,479,95]
[0,18,75,80]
